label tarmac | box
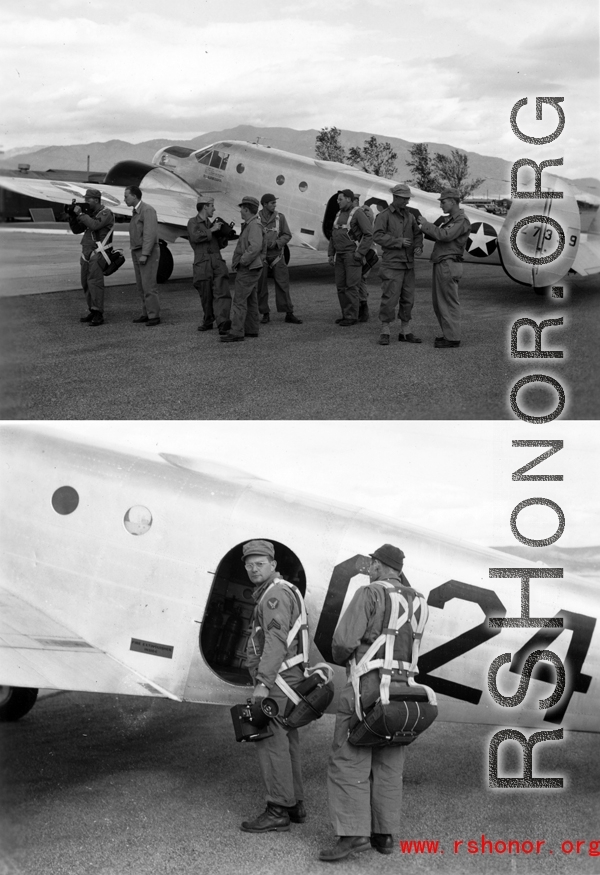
[0,225,598,420]
[1,690,598,875]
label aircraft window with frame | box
[299,181,308,192]
[195,150,212,165]
[276,174,285,185]
[123,505,153,536]
[200,540,307,686]
[236,163,245,174]
[51,486,79,515]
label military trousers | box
[258,257,294,314]
[334,252,362,321]
[432,259,462,341]
[379,265,415,324]
[327,683,405,836]
[80,253,105,313]
[255,684,304,808]
[193,254,231,328]
[230,266,261,337]
[131,246,160,320]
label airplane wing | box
[0,587,186,700]
[0,169,199,236]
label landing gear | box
[0,686,39,721]
[157,240,174,283]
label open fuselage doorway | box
[199,541,307,686]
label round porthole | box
[236,163,245,173]
[276,174,285,185]
[124,505,153,536]
[299,181,308,192]
[51,486,79,515]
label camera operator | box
[71,189,115,327]
[187,196,232,335]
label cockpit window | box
[162,146,195,158]
[195,149,229,170]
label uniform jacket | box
[332,577,412,667]
[187,215,226,265]
[419,210,471,263]
[78,206,115,258]
[129,200,159,256]
[328,207,373,258]
[373,205,423,268]
[232,214,265,270]
[245,576,303,689]
[259,209,292,257]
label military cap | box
[84,188,102,199]
[260,193,278,205]
[242,539,275,560]
[196,195,215,206]
[370,544,406,573]
[391,184,411,198]
[238,195,260,208]
[340,188,355,199]
[439,188,461,201]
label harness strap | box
[94,225,115,266]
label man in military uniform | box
[320,544,422,862]
[327,189,373,326]
[187,196,232,335]
[352,194,375,323]
[71,189,114,327]
[258,194,302,325]
[373,184,423,346]
[417,188,471,348]
[221,196,264,343]
[240,540,306,833]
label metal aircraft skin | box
[0,140,598,288]
[0,425,597,734]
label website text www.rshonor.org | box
[398,837,600,857]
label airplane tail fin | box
[497,174,580,288]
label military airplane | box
[0,425,597,738]
[0,140,598,288]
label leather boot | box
[240,804,290,833]
[287,800,306,823]
[319,836,371,861]
[371,833,394,854]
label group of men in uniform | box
[72,184,471,348]
[327,183,471,348]
[239,538,427,862]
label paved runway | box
[0,691,598,875]
[0,227,598,419]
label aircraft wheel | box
[157,241,174,284]
[0,686,39,721]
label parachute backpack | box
[348,582,438,747]
[270,581,335,730]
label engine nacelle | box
[104,160,156,188]
[497,174,581,288]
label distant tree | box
[432,149,485,199]
[405,143,442,192]
[315,127,346,162]
[346,136,397,177]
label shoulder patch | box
[267,598,279,610]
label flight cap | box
[196,195,215,206]
[260,193,278,205]
[370,543,405,572]
[242,539,275,561]
[238,195,260,208]
[391,184,411,198]
[339,188,355,199]
[439,188,461,201]
[84,188,102,199]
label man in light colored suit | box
[124,185,161,326]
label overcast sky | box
[36,421,599,549]
[1,0,598,179]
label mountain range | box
[2,125,598,199]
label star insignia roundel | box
[466,222,498,257]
